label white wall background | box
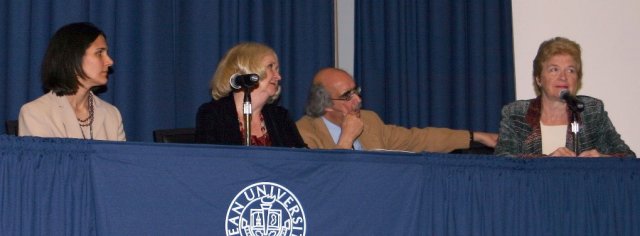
[512,0,640,154]
[336,0,640,153]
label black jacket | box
[195,95,307,148]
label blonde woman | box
[195,42,306,147]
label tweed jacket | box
[18,91,126,141]
[296,110,470,153]
[494,96,635,157]
[195,95,307,148]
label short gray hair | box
[304,84,333,117]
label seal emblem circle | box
[225,182,306,236]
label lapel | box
[92,93,107,138]
[49,92,84,139]
[312,117,342,148]
[524,97,578,154]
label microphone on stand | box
[560,89,583,155]
[230,73,259,89]
[229,73,259,146]
[560,90,584,112]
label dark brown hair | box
[41,22,106,96]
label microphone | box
[229,73,259,89]
[560,90,584,112]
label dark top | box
[494,95,635,157]
[195,95,307,148]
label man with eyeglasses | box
[296,67,498,152]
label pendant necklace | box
[77,93,95,140]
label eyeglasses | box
[331,87,361,101]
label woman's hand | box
[548,148,608,157]
[549,147,576,157]
[578,149,609,157]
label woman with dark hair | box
[495,37,633,157]
[195,42,306,147]
[18,22,126,140]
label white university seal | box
[226,182,306,236]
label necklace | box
[77,93,94,140]
[238,113,270,146]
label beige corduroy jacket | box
[296,110,469,153]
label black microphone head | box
[559,89,584,112]
[230,73,260,89]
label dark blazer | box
[195,95,307,148]
[495,95,635,157]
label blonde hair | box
[210,42,281,101]
[532,37,582,96]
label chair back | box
[5,120,18,136]
[153,128,196,143]
[450,141,495,155]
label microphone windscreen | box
[229,73,259,89]
[229,73,241,89]
[559,89,570,98]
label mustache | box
[354,102,362,110]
